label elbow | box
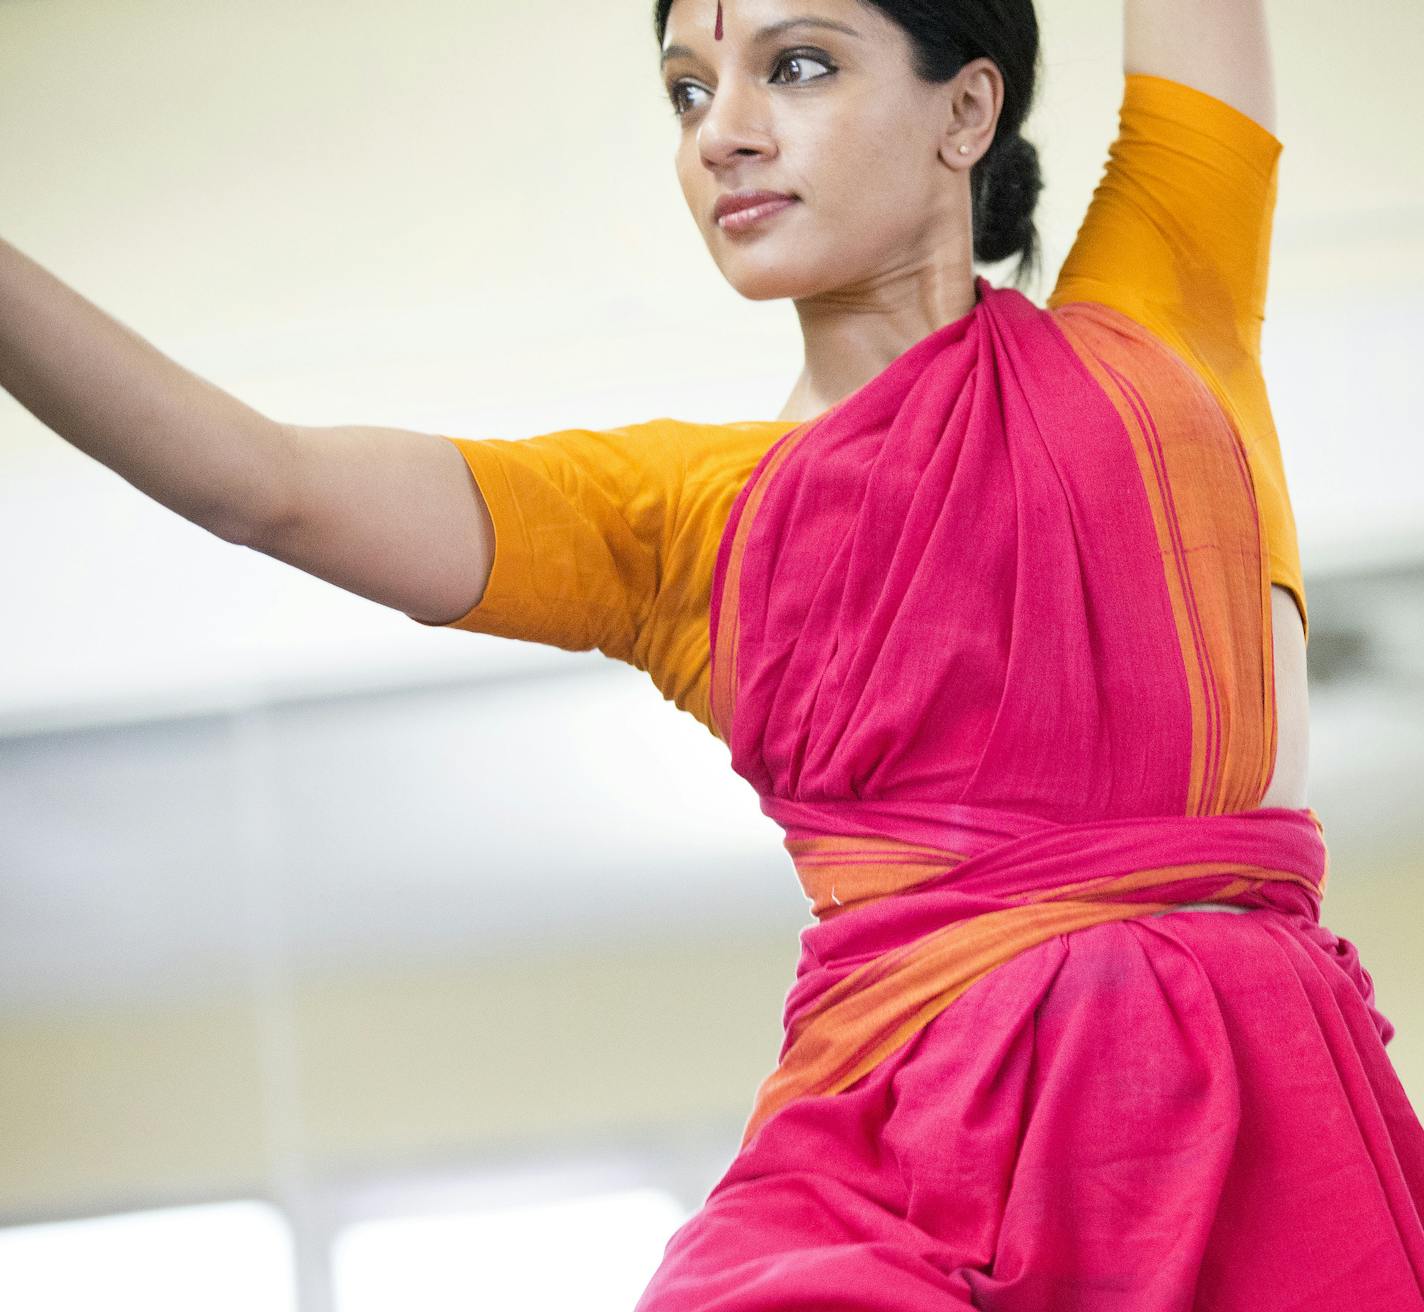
[208,419,298,552]
[208,509,269,550]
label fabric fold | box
[741,803,1327,1145]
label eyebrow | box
[660,17,863,68]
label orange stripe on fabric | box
[1057,325,1211,812]
[709,424,818,742]
[1026,861,1319,903]
[742,860,1313,1145]
[1055,306,1272,815]
[1222,417,1280,807]
[786,837,968,919]
[1110,360,1227,810]
[747,900,1167,1144]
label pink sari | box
[635,286,1424,1309]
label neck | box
[777,256,979,424]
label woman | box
[1,0,1421,1306]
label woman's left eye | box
[770,51,835,85]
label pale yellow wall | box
[1317,846,1424,1110]
[0,934,797,1222]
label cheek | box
[803,101,931,204]
[806,130,932,245]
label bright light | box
[333,1187,689,1312]
[0,1200,297,1312]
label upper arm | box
[424,423,680,660]
[401,418,784,731]
[1049,75,1282,361]
[259,412,786,731]
[1124,0,1276,133]
[1049,5,1305,626]
[260,421,496,626]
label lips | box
[713,189,798,224]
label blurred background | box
[0,0,1420,1307]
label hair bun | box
[972,132,1043,278]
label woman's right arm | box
[0,235,493,624]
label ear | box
[938,58,1005,171]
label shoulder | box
[600,417,798,499]
[1048,74,1283,351]
[472,416,794,499]
[1117,74,1282,176]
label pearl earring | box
[957,144,971,156]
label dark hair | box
[653,0,1042,280]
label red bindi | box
[715,1,724,40]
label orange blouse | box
[417,76,1301,737]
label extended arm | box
[1124,0,1275,133]
[0,235,493,624]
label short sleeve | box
[1048,74,1304,626]
[413,418,791,733]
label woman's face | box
[660,0,969,302]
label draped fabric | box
[403,66,1424,1309]
[707,288,1274,820]
[634,285,1424,1309]
[742,803,1328,1147]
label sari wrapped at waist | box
[742,798,1328,1146]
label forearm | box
[0,234,290,545]
[1124,0,1275,133]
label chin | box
[715,251,842,303]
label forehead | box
[662,0,870,48]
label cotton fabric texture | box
[417,77,1424,1309]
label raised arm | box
[1051,0,1301,625]
[0,235,493,625]
[1124,0,1275,133]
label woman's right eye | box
[668,80,711,118]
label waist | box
[762,797,1327,926]
[1153,901,1252,916]
[739,800,1327,1145]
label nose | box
[697,79,777,173]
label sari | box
[631,284,1424,1310]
